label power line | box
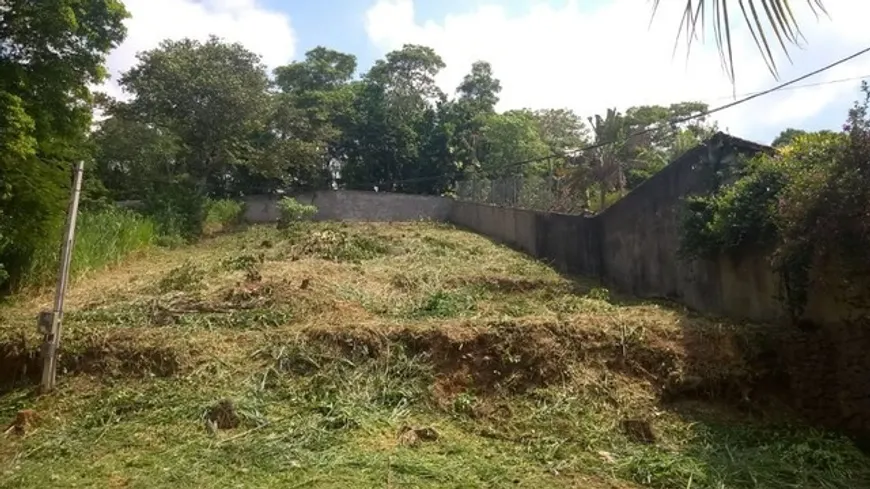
[361,45,870,189]
[704,74,870,102]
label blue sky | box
[106,0,870,145]
[259,0,604,76]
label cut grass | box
[0,222,867,488]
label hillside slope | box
[0,222,866,488]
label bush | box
[143,180,208,242]
[277,197,317,229]
[0,154,67,291]
[204,199,244,235]
[20,206,157,288]
[679,86,870,318]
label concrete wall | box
[243,190,452,223]
[448,134,870,439]
[449,201,601,278]
[596,142,785,322]
[450,136,786,323]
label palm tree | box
[566,109,634,212]
[653,1,827,82]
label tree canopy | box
[0,0,128,288]
[6,1,828,289]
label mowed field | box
[0,222,866,488]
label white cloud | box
[364,0,870,143]
[102,0,295,100]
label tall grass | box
[21,207,156,289]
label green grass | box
[20,207,156,289]
[0,222,867,488]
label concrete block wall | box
[243,190,452,224]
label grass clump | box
[297,226,393,262]
[203,199,243,235]
[410,290,477,319]
[157,261,206,292]
[20,206,156,289]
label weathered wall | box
[449,141,783,320]
[243,190,452,223]
[596,142,785,322]
[784,321,870,439]
[448,201,601,278]
[447,138,853,325]
[447,134,870,440]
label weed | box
[410,290,476,319]
[221,253,263,282]
[297,227,393,262]
[20,207,156,289]
[203,199,243,235]
[157,261,206,292]
[586,286,612,302]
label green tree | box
[771,128,808,147]
[457,61,501,113]
[572,108,633,211]
[91,117,181,201]
[0,0,128,288]
[622,102,716,188]
[452,61,503,173]
[533,108,589,154]
[367,44,446,111]
[117,36,271,195]
[274,46,356,93]
[479,110,551,177]
[339,45,450,193]
[269,47,359,191]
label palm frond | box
[652,0,828,82]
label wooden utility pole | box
[39,161,85,393]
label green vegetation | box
[204,199,244,235]
[679,84,870,318]
[277,197,317,229]
[17,207,156,291]
[4,0,826,292]
[1,222,866,488]
[0,0,127,291]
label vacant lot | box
[0,222,866,488]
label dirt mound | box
[394,323,569,394]
[294,319,780,409]
[446,276,574,294]
[0,330,191,393]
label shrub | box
[143,180,208,242]
[204,199,243,235]
[277,197,317,229]
[679,85,870,318]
